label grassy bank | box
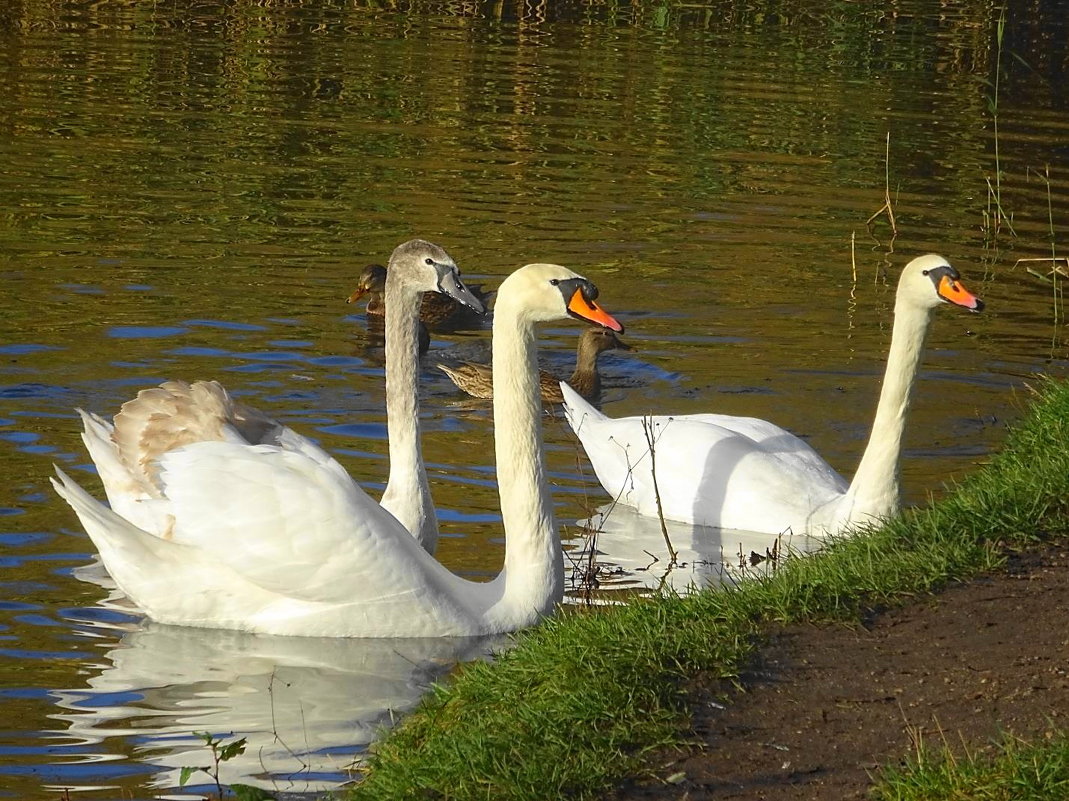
[347,378,1069,800]
[872,733,1069,800]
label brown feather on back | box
[111,380,281,497]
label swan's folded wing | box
[576,414,846,530]
[682,413,848,491]
[157,441,439,605]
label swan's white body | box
[562,255,982,536]
[53,258,619,637]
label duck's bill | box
[346,287,368,304]
[568,288,624,333]
[938,275,984,312]
[438,270,486,314]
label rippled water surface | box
[1,1,1068,797]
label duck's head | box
[497,263,624,332]
[899,254,984,313]
[583,326,633,353]
[346,264,387,304]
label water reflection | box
[51,623,498,796]
[568,503,820,596]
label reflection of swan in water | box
[567,503,820,596]
[50,622,498,795]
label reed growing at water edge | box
[346,379,1069,800]
[982,6,1017,244]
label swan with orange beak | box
[561,254,983,537]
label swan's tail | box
[559,380,606,433]
[77,409,130,497]
[50,466,187,583]
[52,466,242,625]
[51,467,148,550]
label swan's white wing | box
[51,468,272,625]
[567,406,846,533]
[674,412,847,489]
[156,441,454,606]
[55,458,483,637]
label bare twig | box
[1016,257,1069,278]
[641,415,677,564]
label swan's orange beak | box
[346,287,369,304]
[937,274,984,312]
[568,288,624,333]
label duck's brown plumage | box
[347,264,492,330]
[437,327,632,404]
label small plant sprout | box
[179,732,275,800]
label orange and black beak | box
[936,273,984,312]
[564,281,624,333]
[346,286,369,304]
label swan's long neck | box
[489,300,563,626]
[840,297,932,523]
[380,277,437,553]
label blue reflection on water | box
[0,383,70,399]
[0,345,62,356]
[183,319,267,332]
[106,326,189,339]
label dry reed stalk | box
[866,132,898,238]
[641,416,677,564]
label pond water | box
[1,1,1068,797]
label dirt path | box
[611,544,1069,800]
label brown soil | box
[610,544,1069,800]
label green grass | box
[346,378,1069,800]
[872,733,1069,801]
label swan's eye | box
[549,278,560,286]
[425,258,434,266]
[922,269,930,276]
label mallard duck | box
[437,326,632,404]
[347,263,493,330]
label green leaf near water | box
[218,737,248,762]
[179,765,205,787]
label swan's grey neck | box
[488,298,563,627]
[380,275,438,554]
[840,295,933,523]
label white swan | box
[561,254,983,537]
[52,262,622,637]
